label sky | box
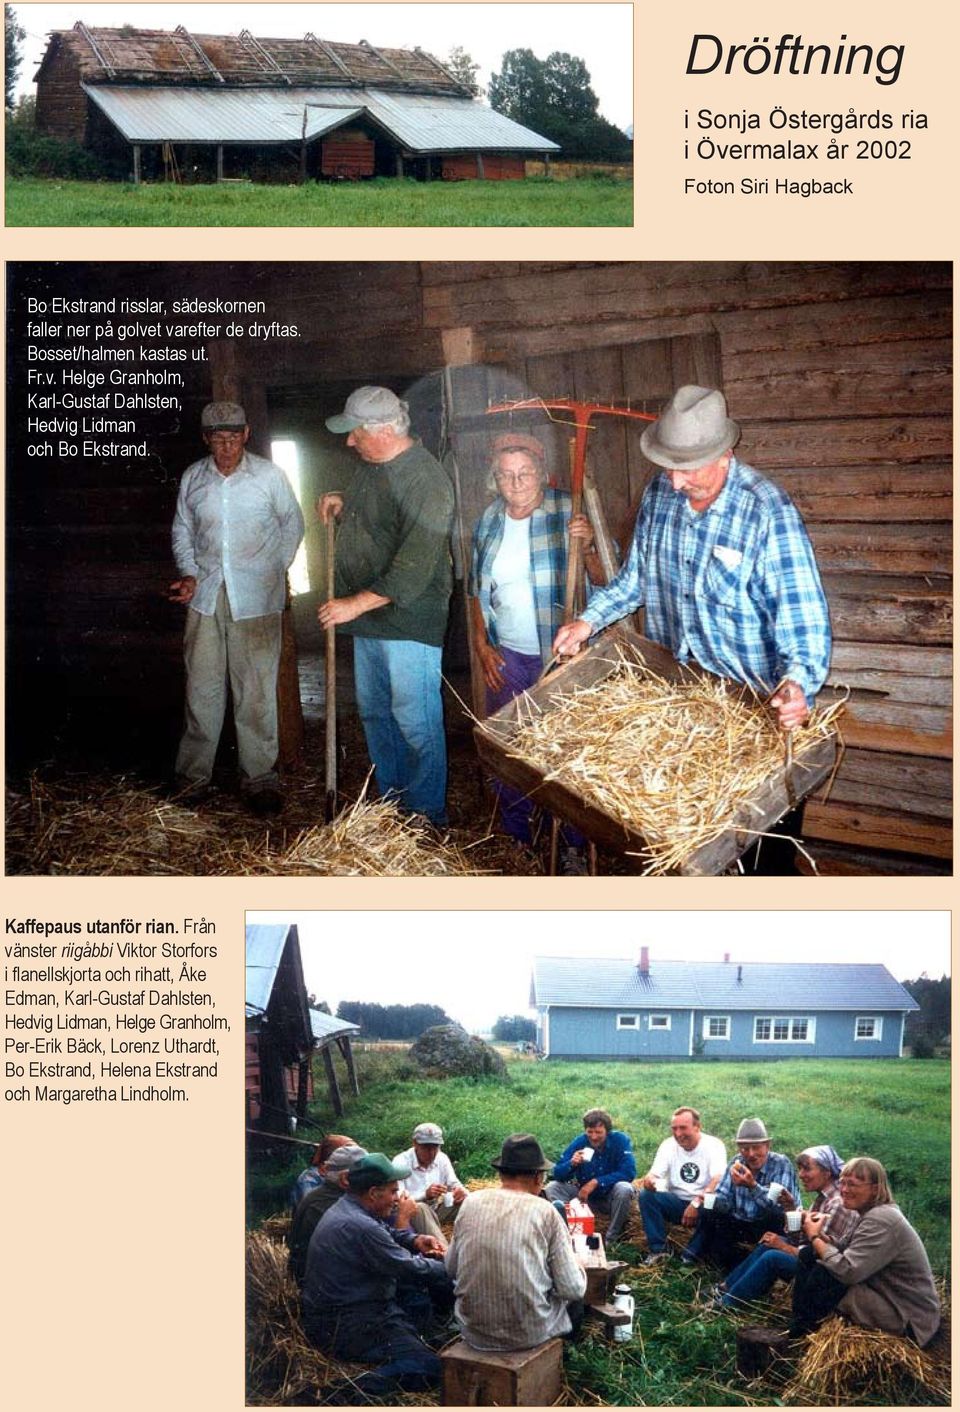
[10,3,634,128]
[247,910,951,1032]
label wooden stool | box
[440,1336,564,1405]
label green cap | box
[347,1152,411,1190]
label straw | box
[784,1312,950,1405]
[503,652,843,874]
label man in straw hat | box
[445,1134,587,1351]
[552,384,830,734]
[318,387,455,827]
[682,1117,800,1272]
[301,1152,453,1398]
[169,401,304,814]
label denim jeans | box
[353,637,447,825]
[637,1189,693,1253]
[305,1298,442,1395]
[722,1243,798,1307]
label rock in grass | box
[410,1024,507,1080]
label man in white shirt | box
[638,1106,727,1265]
[445,1133,587,1351]
[169,402,304,814]
[394,1122,468,1222]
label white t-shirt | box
[489,515,539,655]
[393,1146,463,1201]
[650,1134,727,1196]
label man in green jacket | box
[318,387,455,826]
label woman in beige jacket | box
[790,1156,940,1346]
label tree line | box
[316,1000,454,1040]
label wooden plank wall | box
[419,262,952,864]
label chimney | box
[723,952,731,963]
[639,946,650,976]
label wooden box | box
[441,1337,564,1406]
[473,625,837,875]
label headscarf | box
[799,1145,843,1178]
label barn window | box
[703,1015,730,1040]
[649,1013,671,1029]
[855,1016,883,1040]
[754,1016,816,1043]
[271,439,310,594]
[616,1013,639,1029]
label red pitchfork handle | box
[485,397,657,499]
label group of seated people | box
[283,1105,941,1399]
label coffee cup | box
[442,1190,454,1209]
[702,1191,716,1210]
[579,1147,594,1163]
[768,1182,784,1203]
[655,1177,668,1192]
[786,1209,803,1233]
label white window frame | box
[616,1013,639,1030]
[855,1015,883,1041]
[649,1013,671,1030]
[703,1015,730,1041]
[754,1016,817,1044]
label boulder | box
[409,1024,507,1079]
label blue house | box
[531,950,919,1061]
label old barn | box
[6,260,952,875]
[33,23,559,182]
[532,950,921,1060]
[246,923,360,1130]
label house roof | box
[83,82,559,152]
[531,956,920,1012]
[310,1009,361,1043]
[40,26,470,96]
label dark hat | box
[201,400,246,431]
[640,385,739,470]
[491,1133,552,1173]
[346,1152,410,1190]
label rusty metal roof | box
[83,83,560,152]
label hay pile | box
[6,771,483,877]
[506,659,841,874]
[785,1314,951,1406]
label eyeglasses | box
[495,471,538,484]
[839,1177,878,1188]
[207,430,245,442]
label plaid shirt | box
[470,487,573,666]
[581,458,831,702]
[811,1179,860,1250]
[714,1150,801,1220]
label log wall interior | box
[7,261,951,866]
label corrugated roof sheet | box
[83,83,559,151]
[310,1009,360,1041]
[245,923,291,1012]
[531,956,920,1012]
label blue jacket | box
[553,1130,637,1193]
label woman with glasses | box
[468,433,603,868]
[789,1156,940,1346]
[710,1144,858,1311]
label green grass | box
[5,174,632,226]
[248,1052,950,1405]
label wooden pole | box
[320,1044,343,1117]
[338,1036,361,1097]
[132,144,141,185]
[324,516,337,821]
[562,438,583,622]
[582,473,621,584]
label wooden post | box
[320,1044,343,1117]
[736,1326,792,1378]
[583,473,621,583]
[132,144,141,185]
[395,152,404,177]
[338,1036,360,1097]
[295,1057,310,1120]
[216,145,224,182]
[476,153,485,179]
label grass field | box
[247,1051,950,1405]
[5,174,632,226]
